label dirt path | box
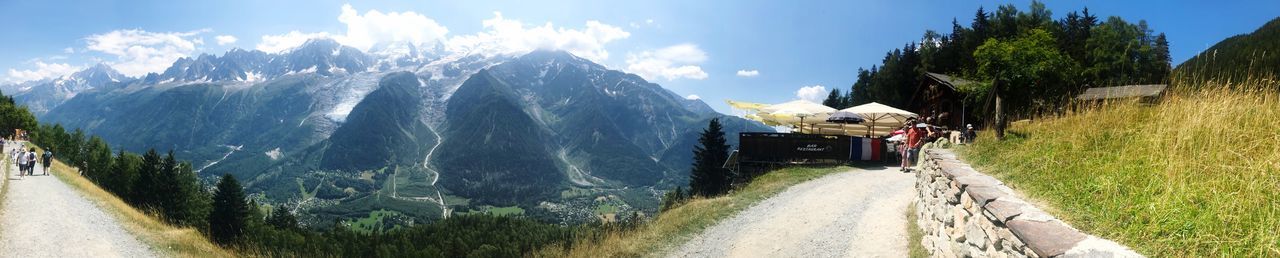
[0,142,157,257]
[668,166,915,258]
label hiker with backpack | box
[41,150,53,176]
[25,148,37,176]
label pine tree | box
[1151,33,1171,83]
[209,174,250,246]
[688,118,731,197]
[132,149,162,208]
[107,150,141,199]
[822,89,843,108]
[156,151,205,226]
[267,205,299,230]
[84,136,113,183]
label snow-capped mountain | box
[143,38,377,84]
[24,42,768,223]
[0,63,129,115]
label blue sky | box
[2,0,1277,113]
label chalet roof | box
[924,72,975,91]
[1076,84,1167,100]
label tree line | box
[1173,17,1280,85]
[823,1,1173,134]
[0,90,38,140]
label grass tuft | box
[906,201,927,258]
[960,77,1280,256]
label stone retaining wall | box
[914,149,1142,258]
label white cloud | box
[625,43,708,81]
[256,31,331,53]
[336,4,449,51]
[684,94,701,100]
[254,7,630,63]
[256,4,450,53]
[62,47,74,54]
[215,35,238,46]
[5,61,80,83]
[85,29,208,77]
[795,85,827,103]
[447,12,630,63]
[736,69,759,77]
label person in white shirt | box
[17,148,28,179]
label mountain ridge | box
[27,43,770,224]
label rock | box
[984,199,1028,223]
[1060,236,1145,258]
[965,222,988,248]
[961,192,974,209]
[936,205,953,224]
[953,207,968,227]
[965,185,1007,206]
[955,175,1002,190]
[1006,219,1087,257]
[945,185,962,204]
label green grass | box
[593,203,618,215]
[443,195,470,206]
[906,201,927,258]
[534,165,851,257]
[960,80,1280,257]
[560,187,594,199]
[461,205,525,216]
[347,209,405,233]
[0,145,10,234]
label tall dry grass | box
[532,166,849,257]
[961,76,1280,256]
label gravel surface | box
[668,166,915,258]
[0,143,158,258]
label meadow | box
[961,77,1280,256]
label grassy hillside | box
[533,165,850,257]
[959,79,1279,256]
[27,143,234,257]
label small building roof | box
[1076,84,1167,101]
[924,72,975,91]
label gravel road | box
[0,143,157,257]
[668,166,915,258]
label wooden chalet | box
[1076,84,1167,104]
[908,72,977,129]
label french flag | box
[849,137,882,161]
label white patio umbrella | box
[838,102,917,137]
[759,100,836,133]
[726,100,769,111]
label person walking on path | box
[25,148,37,176]
[901,121,925,172]
[41,150,53,176]
[17,147,29,179]
[899,118,920,171]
